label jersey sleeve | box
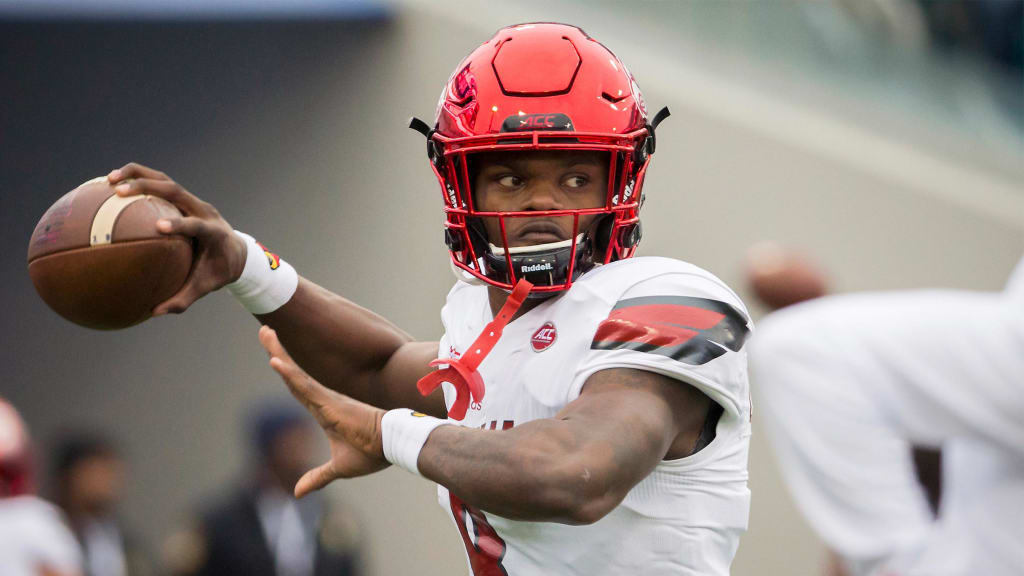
[568,270,753,417]
[749,287,1024,570]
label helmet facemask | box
[436,140,648,294]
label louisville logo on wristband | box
[256,240,281,270]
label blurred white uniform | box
[0,495,82,576]
[750,256,1024,576]
[437,257,753,576]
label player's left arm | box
[418,366,711,524]
[261,321,712,523]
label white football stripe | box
[90,193,147,246]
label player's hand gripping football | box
[107,162,248,315]
[258,325,390,496]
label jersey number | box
[450,492,508,576]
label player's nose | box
[521,179,563,212]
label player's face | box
[473,151,609,248]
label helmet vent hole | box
[601,91,627,103]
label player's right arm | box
[107,163,445,417]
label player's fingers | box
[108,162,169,184]
[258,326,297,365]
[270,356,322,404]
[113,178,206,215]
[156,216,206,238]
[294,461,337,499]
[269,356,342,433]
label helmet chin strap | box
[449,258,487,286]
[488,234,583,256]
[483,233,592,293]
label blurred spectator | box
[748,254,1024,575]
[167,400,362,576]
[52,434,152,576]
[0,397,83,576]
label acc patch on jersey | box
[591,296,749,365]
[531,322,557,352]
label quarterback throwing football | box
[109,24,753,575]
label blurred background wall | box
[2,0,1021,574]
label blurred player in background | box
[108,23,753,575]
[743,242,943,517]
[0,397,83,576]
[749,254,1024,576]
[168,400,362,576]
[52,434,153,576]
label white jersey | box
[0,495,82,576]
[750,255,1024,576]
[436,257,753,576]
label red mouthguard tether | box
[417,279,533,420]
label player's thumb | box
[152,281,206,316]
[295,461,337,498]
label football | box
[744,241,829,311]
[27,177,193,330]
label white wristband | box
[381,409,448,476]
[226,231,299,314]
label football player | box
[0,398,83,576]
[749,256,1024,576]
[109,23,753,575]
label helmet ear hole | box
[593,215,614,253]
[618,221,643,249]
[444,228,464,252]
[429,141,444,168]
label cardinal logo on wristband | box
[256,240,281,270]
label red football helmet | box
[0,398,34,498]
[411,22,669,294]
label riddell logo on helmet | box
[531,322,557,352]
[521,263,553,273]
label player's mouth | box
[512,221,566,246]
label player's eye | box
[563,175,588,189]
[497,175,524,188]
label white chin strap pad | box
[450,258,486,285]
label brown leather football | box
[744,242,829,312]
[27,177,192,330]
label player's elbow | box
[536,461,623,525]
[562,493,620,525]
